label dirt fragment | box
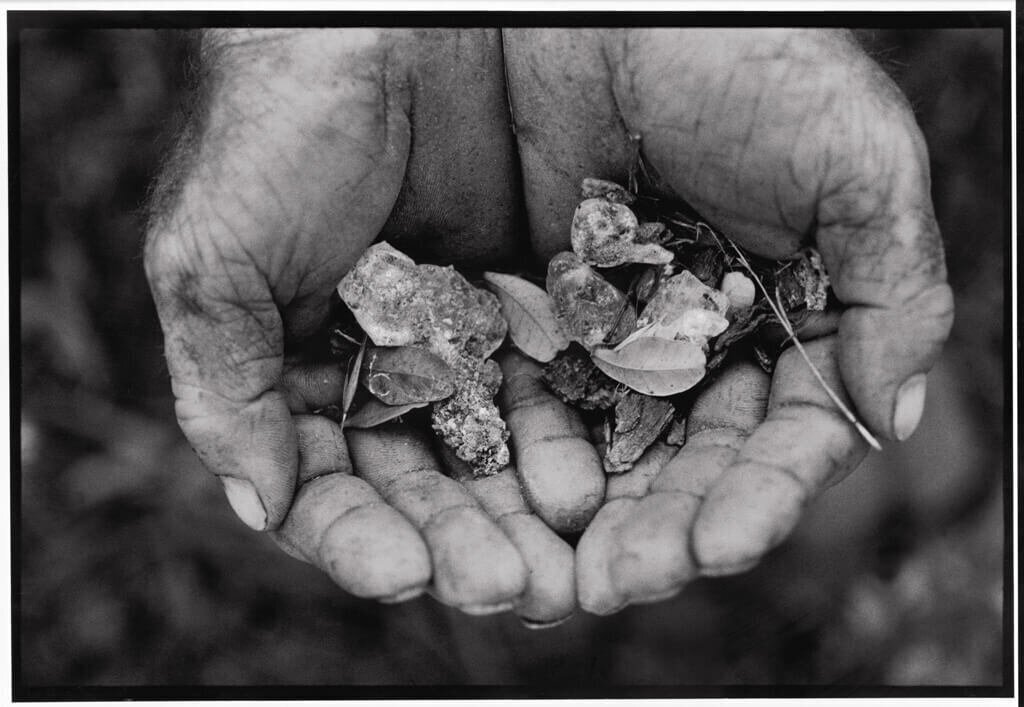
[542,347,625,411]
[604,392,675,473]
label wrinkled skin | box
[144,29,953,622]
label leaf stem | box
[718,234,883,452]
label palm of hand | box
[145,28,952,623]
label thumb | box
[145,233,295,531]
[143,29,412,529]
[816,98,954,442]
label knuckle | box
[143,226,184,291]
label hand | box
[498,28,952,612]
[144,29,606,625]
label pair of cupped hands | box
[144,28,954,627]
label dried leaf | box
[637,270,731,345]
[633,266,662,305]
[591,337,707,397]
[666,417,687,446]
[776,248,830,312]
[689,246,726,287]
[543,348,624,411]
[714,303,770,353]
[343,398,428,429]
[340,338,366,426]
[604,392,675,473]
[483,271,569,363]
[359,345,455,405]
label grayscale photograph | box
[12,13,1011,697]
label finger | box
[574,437,679,615]
[376,29,523,269]
[597,363,769,607]
[820,166,954,442]
[498,352,606,534]
[143,30,413,530]
[606,440,676,501]
[271,414,348,561]
[143,246,295,531]
[273,464,432,602]
[575,439,675,615]
[503,29,636,261]
[441,448,576,628]
[347,425,528,614]
[278,363,348,413]
[293,415,349,483]
[575,497,640,615]
[692,338,871,576]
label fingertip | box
[499,357,606,534]
[424,506,529,610]
[691,462,804,575]
[319,504,432,600]
[608,492,698,603]
[501,513,577,625]
[517,436,605,533]
[180,388,298,531]
[837,274,954,442]
[447,456,577,625]
[575,498,634,615]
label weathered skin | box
[144,27,954,618]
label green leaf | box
[343,398,429,429]
[483,271,569,362]
[359,346,456,405]
[591,337,707,397]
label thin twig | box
[627,133,643,194]
[718,234,883,452]
[665,217,701,233]
[333,328,363,346]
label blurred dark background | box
[15,25,1007,688]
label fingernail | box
[520,614,573,630]
[221,477,267,531]
[379,586,426,604]
[699,557,759,578]
[894,373,927,441]
[628,586,684,606]
[580,598,628,616]
[459,600,516,616]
